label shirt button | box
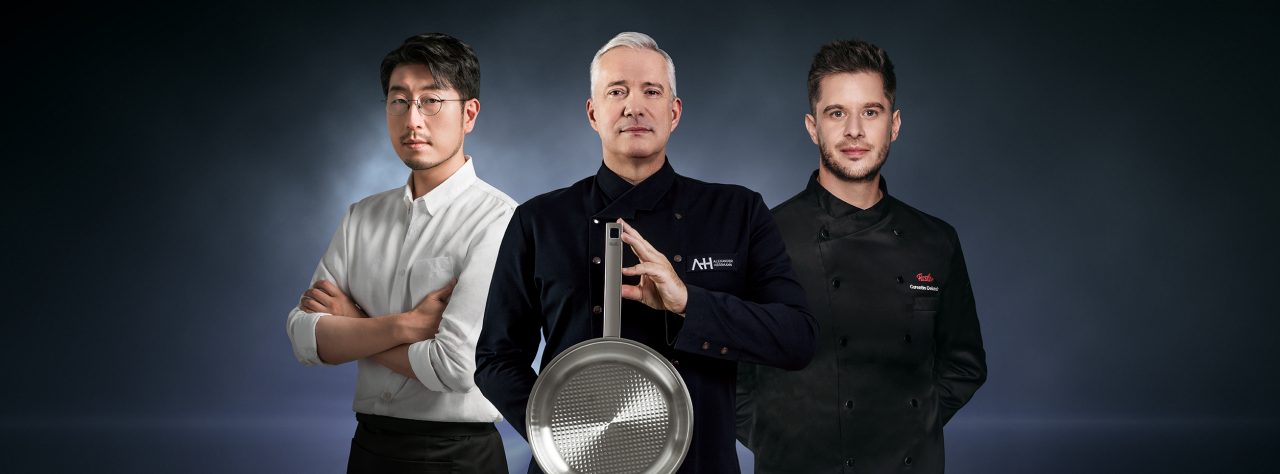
[844,458,855,467]
[671,359,680,367]
[674,255,683,263]
[909,398,920,408]
[893,229,903,237]
[701,341,710,350]
[896,275,904,284]
[844,399,854,410]
[593,219,600,224]
[593,305,603,315]
[819,228,830,239]
[903,456,913,466]
[674,212,683,220]
[831,278,841,288]
[592,256,601,264]
[719,347,729,355]
[903,334,913,344]
[838,336,848,347]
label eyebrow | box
[604,80,666,91]
[387,82,447,94]
[822,102,887,114]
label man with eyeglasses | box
[286,33,514,473]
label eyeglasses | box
[384,96,468,116]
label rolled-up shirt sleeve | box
[408,207,513,392]
[285,205,353,366]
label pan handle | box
[604,223,622,338]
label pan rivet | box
[719,347,729,355]
[701,341,710,350]
[674,255,683,262]
[593,305,603,315]
[592,256,601,264]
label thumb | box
[431,278,459,302]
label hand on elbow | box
[396,279,457,342]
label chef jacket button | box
[819,228,830,239]
[831,278,841,288]
[593,218,600,224]
[845,458,855,467]
[674,255,683,263]
[593,305,603,315]
[838,336,849,347]
[903,334,912,343]
[701,341,710,350]
[893,229,903,237]
[592,256,601,264]
[674,212,683,220]
[720,347,729,355]
[896,275,904,284]
[903,456,913,466]
[909,398,919,408]
[844,399,854,410]
[671,359,680,367]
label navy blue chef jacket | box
[475,159,818,473]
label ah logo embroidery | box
[687,254,737,272]
[916,273,934,283]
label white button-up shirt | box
[287,157,515,423]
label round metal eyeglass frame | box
[384,96,468,116]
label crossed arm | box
[298,279,455,378]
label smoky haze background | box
[3,1,1277,472]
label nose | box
[622,94,645,118]
[844,115,864,139]
[406,103,427,130]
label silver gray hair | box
[589,31,677,98]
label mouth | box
[620,126,653,134]
[402,140,430,150]
[839,146,870,157]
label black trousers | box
[347,413,508,474]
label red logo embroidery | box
[916,273,934,283]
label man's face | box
[587,48,682,163]
[385,64,478,171]
[805,71,901,182]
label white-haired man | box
[475,32,817,473]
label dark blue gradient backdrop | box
[4,1,1278,472]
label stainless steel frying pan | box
[527,222,693,474]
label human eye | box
[829,109,846,119]
[389,97,410,105]
[606,88,626,97]
[644,88,662,97]
[863,109,879,118]
[423,96,445,105]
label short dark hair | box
[380,33,480,100]
[807,39,896,113]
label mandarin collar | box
[589,157,677,219]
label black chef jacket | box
[476,159,818,473]
[736,173,987,474]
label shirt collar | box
[805,170,892,233]
[590,157,677,220]
[401,156,478,216]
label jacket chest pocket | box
[904,295,940,362]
